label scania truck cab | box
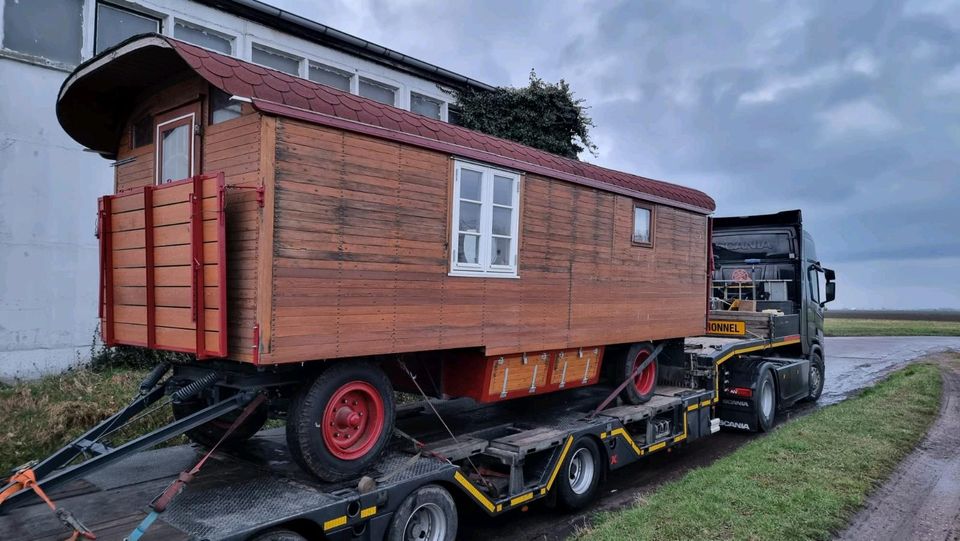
[708,209,836,430]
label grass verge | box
[0,366,175,474]
[580,361,944,541]
[825,318,960,337]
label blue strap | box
[126,510,159,541]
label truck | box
[0,209,835,541]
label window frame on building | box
[173,18,234,55]
[358,76,398,107]
[0,0,85,68]
[631,202,655,247]
[251,42,303,76]
[94,1,162,56]
[449,159,522,278]
[308,62,353,92]
[410,91,443,120]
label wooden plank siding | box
[111,78,264,361]
[264,117,708,364]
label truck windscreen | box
[713,232,794,260]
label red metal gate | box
[98,173,227,358]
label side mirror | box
[824,268,835,282]
[824,281,836,304]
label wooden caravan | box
[58,35,716,481]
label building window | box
[95,2,161,55]
[309,63,352,92]
[632,204,653,246]
[411,92,442,120]
[251,44,300,75]
[174,20,232,54]
[447,106,463,126]
[156,109,195,184]
[359,77,397,106]
[132,115,153,148]
[210,88,242,124]
[2,0,83,65]
[450,160,520,277]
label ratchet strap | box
[126,393,266,541]
[0,468,96,540]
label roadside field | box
[579,360,944,541]
[825,318,960,337]
[826,309,960,322]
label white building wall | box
[0,0,476,380]
[0,58,110,380]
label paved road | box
[461,336,960,541]
[838,352,960,541]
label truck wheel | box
[249,529,307,541]
[804,351,825,402]
[756,369,777,432]
[171,391,269,449]
[286,361,395,482]
[387,484,457,541]
[614,343,658,405]
[556,437,602,510]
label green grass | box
[824,318,960,337]
[0,366,176,473]
[580,360,945,541]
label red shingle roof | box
[168,37,714,213]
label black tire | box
[248,529,307,541]
[286,361,395,482]
[387,484,457,541]
[756,369,777,432]
[171,391,269,449]
[613,343,658,405]
[556,437,603,510]
[804,350,825,402]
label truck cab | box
[711,209,835,356]
[707,210,836,430]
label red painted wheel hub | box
[632,350,656,396]
[321,380,385,460]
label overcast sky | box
[276,0,960,309]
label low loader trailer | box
[0,330,821,541]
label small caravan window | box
[155,108,196,184]
[210,88,242,124]
[632,204,653,246]
[450,160,521,277]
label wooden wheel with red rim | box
[286,361,395,482]
[321,381,386,460]
[615,342,658,405]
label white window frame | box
[449,160,521,278]
[173,18,235,55]
[358,76,399,107]
[251,42,303,76]
[308,61,354,92]
[410,91,444,120]
[94,1,162,56]
[155,112,195,185]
